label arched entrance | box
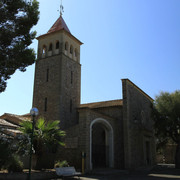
[90,118,114,170]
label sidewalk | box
[59,165,180,180]
[0,164,180,180]
[0,169,58,180]
[78,166,180,180]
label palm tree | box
[18,118,65,169]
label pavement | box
[0,164,180,180]
[52,164,180,180]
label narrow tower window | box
[75,49,77,57]
[56,41,59,49]
[70,99,72,113]
[46,68,49,82]
[45,97,47,112]
[70,45,73,54]
[65,42,68,51]
[42,45,47,58]
[49,43,52,51]
[42,45,47,54]
[71,71,73,84]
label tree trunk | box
[175,142,180,169]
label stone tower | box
[32,15,82,129]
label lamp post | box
[28,107,39,180]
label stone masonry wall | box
[33,31,81,129]
[92,106,124,168]
[122,79,156,169]
[57,107,124,171]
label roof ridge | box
[81,99,122,106]
[79,99,123,109]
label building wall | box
[122,79,156,169]
[56,123,82,169]
[57,107,124,171]
[32,22,156,171]
[37,31,81,63]
[93,106,123,120]
[92,106,124,168]
[33,31,81,129]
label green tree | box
[0,131,23,172]
[0,135,12,169]
[18,118,65,169]
[0,0,39,92]
[153,91,180,168]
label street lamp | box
[28,107,39,180]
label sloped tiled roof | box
[0,119,19,128]
[0,113,31,137]
[36,16,83,45]
[47,15,71,34]
[21,113,31,120]
[79,99,123,109]
[0,113,31,126]
[3,128,21,136]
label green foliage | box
[0,136,12,169]
[16,134,31,156]
[0,0,39,92]
[7,155,23,173]
[54,160,69,168]
[153,90,180,144]
[18,118,65,156]
[153,90,180,168]
[0,133,23,171]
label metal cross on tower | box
[60,0,64,16]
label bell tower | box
[32,9,82,129]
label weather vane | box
[60,0,64,16]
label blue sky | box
[0,0,180,115]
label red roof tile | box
[79,99,123,109]
[47,15,71,34]
[0,113,31,125]
[0,119,19,128]
[37,16,83,45]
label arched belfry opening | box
[90,118,114,170]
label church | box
[32,11,156,170]
[0,10,156,171]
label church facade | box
[32,14,156,170]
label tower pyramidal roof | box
[47,15,71,34]
[37,1,82,44]
[37,14,82,45]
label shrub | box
[0,140,10,170]
[0,135,13,170]
[54,160,69,168]
[7,155,23,173]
